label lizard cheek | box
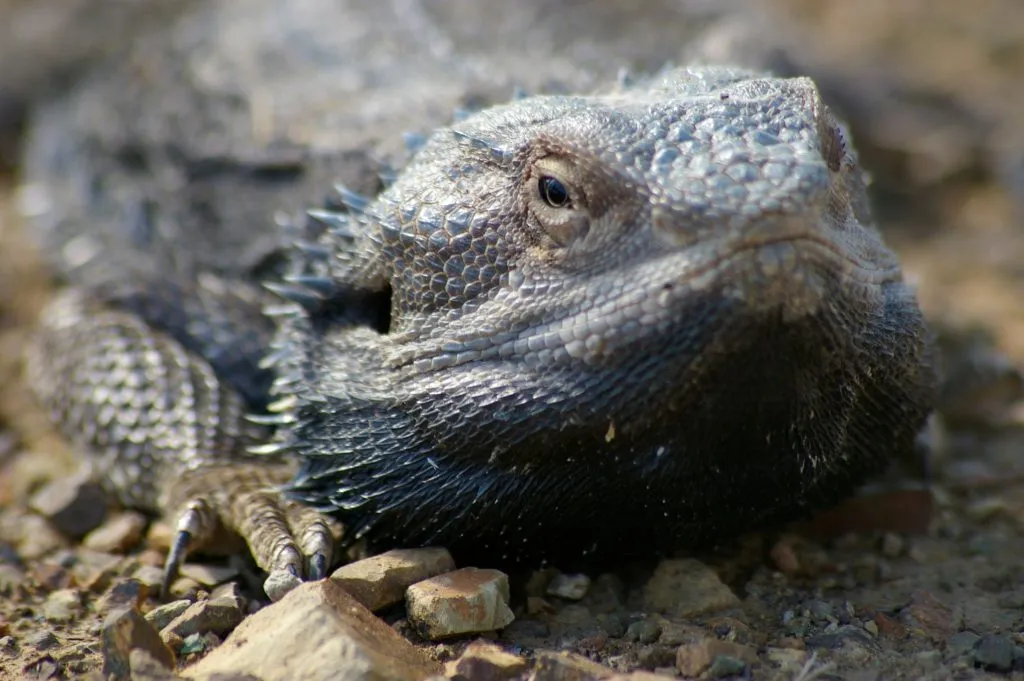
[650,206,700,250]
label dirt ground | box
[0,1,1023,680]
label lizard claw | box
[162,464,338,600]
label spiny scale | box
[263,281,323,313]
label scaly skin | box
[27,65,936,598]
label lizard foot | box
[162,463,338,601]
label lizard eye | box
[538,176,571,208]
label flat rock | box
[643,559,740,618]
[183,579,439,681]
[145,600,192,631]
[445,641,528,681]
[82,511,147,553]
[331,547,455,611]
[546,573,591,601]
[42,587,82,622]
[98,578,149,613]
[160,592,245,641]
[178,563,240,588]
[975,634,1015,672]
[28,469,107,538]
[128,649,184,681]
[262,567,302,602]
[14,512,67,558]
[406,567,514,640]
[900,590,954,642]
[102,606,176,681]
[675,639,757,677]
[531,650,615,680]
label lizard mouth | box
[668,231,903,321]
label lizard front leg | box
[25,285,335,600]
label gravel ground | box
[1,1,1023,679]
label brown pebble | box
[676,639,757,677]
[98,578,149,613]
[28,470,108,539]
[770,536,801,575]
[82,512,147,554]
[331,547,456,611]
[900,590,953,642]
[873,612,908,640]
[445,641,528,681]
[145,522,175,553]
[102,606,175,678]
[32,562,74,591]
[16,514,67,559]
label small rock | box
[26,629,60,650]
[180,631,217,656]
[15,513,66,559]
[625,620,662,645]
[331,547,455,611]
[974,634,1015,672]
[863,620,879,637]
[98,578,148,613]
[406,567,514,640]
[185,580,440,681]
[102,606,175,680]
[29,470,108,538]
[871,612,906,640]
[145,522,175,553]
[676,639,757,677]
[210,581,246,611]
[946,631,980,659]
[445,641,528,681]
[32,561,74,591]
[499,619,551,649]
[766,647,807,674]
[707,654,747,678]
[42,588,82,622]
[806,625,876,650]
[596,613,627,638]
[532,650,615,680]
[914,650,942,672]
[546,572,591,601]
[656,619,704,646]
[636,644,676,670]
[168,576,202,600]
[159,591,245,641]
[527,596,555,615]
[802,599,834,621]
[127,649,180,681]
[769,536,801,575]
[179,562,239,588]
[585,573,626,613]
[75,550,123,593]
[0,563,26,594]
[879,532,904,558]
[263,567,302,602]
[901,590,954,642]
[643,559,739,618]
[144,600,192,631]
[0,636,16,655]
[130,564,166,592]
[82,511,147,554]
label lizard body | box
[26,65,936,594]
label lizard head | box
[285,66,934,561]
[363,65,906,374]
